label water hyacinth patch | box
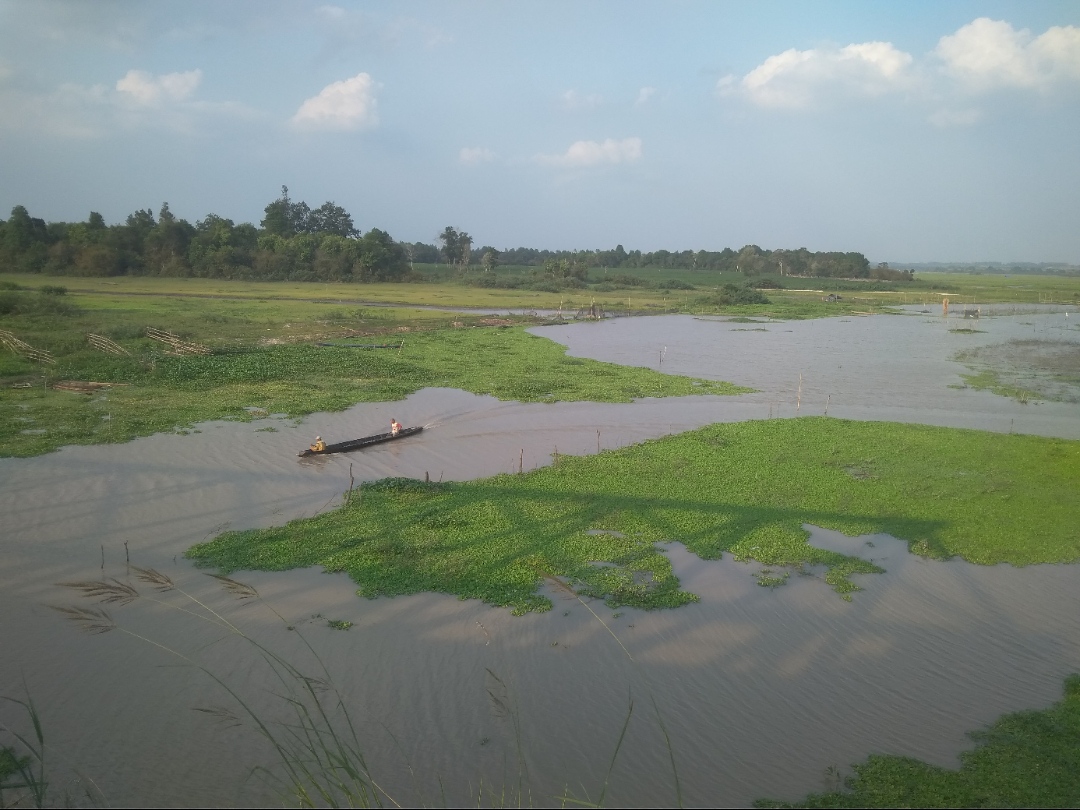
[187,418,1080,613]
[1,326,747,457]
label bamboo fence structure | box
[0,329,55,364]
[87,333,131,356]
[145,327,211,355]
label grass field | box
[0,323,743,458]
[187,417,1080,613]
[3,272,1078,457]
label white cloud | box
[459,146,495,164]
[317,5,348,21]
[728,41,913,108]
[562,89,603,110]
[292,73,379,131]
[635,86,656,105]
[936,18,1080,91]
[0,67,256,138]
[536,137,642,168]
[115,69,201,105]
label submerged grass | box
[187,418,1080,613]
[958,369,1042,404]
[757,674,1080,808]
[0,326,746,458]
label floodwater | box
[1,309,1079,807]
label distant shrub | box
[747,279,782,289]
[0,289,79,316]
[658,279,696,290]
[695,284,770,307]
[607,273,653,288]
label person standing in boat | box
[310,436,326,452]
[390,418,402,436]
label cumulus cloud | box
[536,137,642,168]
[635,86,656,105]
[562,89,603,110]
[936,18,1080,91]
[292,72,378,131]
[0,66,258,138]
[726,41,913,108]
[115,69,202,105]
[459,146,495,164]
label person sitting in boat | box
[390,419,402,436]
[310,436,326,452]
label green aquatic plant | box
[0,693,48,809]
[189,418,1080,613]
[0,326,748,458]
[958,370,1040,403]
[756,674,1080,808]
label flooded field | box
[1,310,1078,807]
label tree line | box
[405,239,903,281]
[0,193,900,282]
[0,188,409,282]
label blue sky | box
[1,1,1078,262]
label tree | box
[144,202,194,275]
[458,231,473,267]
[261,186,302,238]
[438,226,461,266]
[356,229,408,281]
[481,249,500,273]
[307,201,358,238]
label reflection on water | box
[1,311,1079,807]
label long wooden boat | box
[298,426,423,457]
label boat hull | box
[298,426,423,457]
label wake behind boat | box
[298,425,423,457]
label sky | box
[1,1,1078,263]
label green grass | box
[0,326,746,458]
[187,418,1080,614]
[959,370,1041,404]
[757,674,1080,808]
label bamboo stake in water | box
[825,394,831,416]
[797,374,802,412]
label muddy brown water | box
[1,310,1079,807]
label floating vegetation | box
[757,674,1080,808]
[755,569,789,588]
[1,326,748,458]
[188,418,1080,613]
[955,339,1080,403]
